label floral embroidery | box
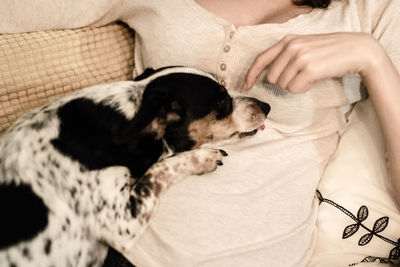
[316,190,400,266]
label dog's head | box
[117,67,270,152]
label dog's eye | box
[217,99,226,107]
[216,97,232,119]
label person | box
[1,0,399,266]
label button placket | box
[217,27,236,89]
[220,79,227,87]
[220,63,227,71]
[223,45,231,53]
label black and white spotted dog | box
[0,67,270,267]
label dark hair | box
[292,0,332,8]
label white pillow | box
[309,99,400,267]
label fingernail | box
[243,81,249,90]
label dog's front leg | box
[98,148,227,254]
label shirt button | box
[220,63,227,71]
[223,45,230,53]
[221,79,227,87]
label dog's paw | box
[146,148,228,186]
[181,148,228,176]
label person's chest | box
[194,0,314,26]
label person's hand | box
[243,32,386,93]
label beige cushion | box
[0,23,135,132]
[310,99,400,267]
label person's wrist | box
[359,36,388,83]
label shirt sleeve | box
[369,0,400,72]
[0,0,126,33]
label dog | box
[0,66,270,267]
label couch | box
[0,22,134,132]
[1,22,399,266]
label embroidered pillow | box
[309,99,400,267]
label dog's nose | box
[259,102,270,115]
[252,98,270,115]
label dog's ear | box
[133,68,157,81]
[114,84,181,144]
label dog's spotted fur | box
[0,67,270,267]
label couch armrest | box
[0,22,135,132]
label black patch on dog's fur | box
[30,121,46,130]
[129,196,138,218]
[44,239,52,255]
[0,183,48,249]
[51,98,164,178]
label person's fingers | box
[243,51,276,90]
[266,37,304,85]
[244,35,299,90]
[286,67,316,94]
[243,39,287,90]
[274,61,299,90]
[266,49,294,85]
[276,50,315,90]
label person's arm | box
[0,0,124,33]
[243,32,400,205]
[362,49,400,205]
